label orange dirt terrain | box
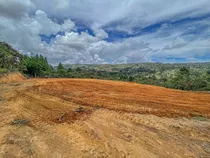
[0,75,210,157]
[0,72,26,83]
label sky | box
[0,0,210,64]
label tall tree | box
[57,63,66,76]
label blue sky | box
[0,0,210,64]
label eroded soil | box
[0,78,210,158]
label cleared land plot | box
[0,77,210,157]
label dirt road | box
[0,77,210,157]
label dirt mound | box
[0,72,25,83]
[0,78,210,157]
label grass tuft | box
[11,119,30,126]
[193,116,208,122]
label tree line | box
[18,55,210,91]
[1,48,210,91]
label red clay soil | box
[1,78,210,157]
[34,78,210,118]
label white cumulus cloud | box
[0,0,210,64]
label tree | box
[179,66,190,76]
[20,55,50,77]
[57,63,66,76]
[67,67,72,72]
[206,70,210,82]
[167,67,191,90]
[128,76,134,82]
[57,63,64,72]
[76,67,82,72]
[119,74,127,80]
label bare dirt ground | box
[0,75,210,158]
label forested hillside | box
[0,41,22,72]
[1,42,210,91]
[59,63,210,91]
[0,42,53,76]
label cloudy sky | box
[0,0,210,64]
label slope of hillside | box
[36,79,210,118]
[0,42,22,72]
[56,62,210,91]
[0,78,210,157]
[0,72,25,83]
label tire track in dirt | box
[34,78,210,118]
[89,109,210,157]
[1,78,210,157]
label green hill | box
[0,41,22,72]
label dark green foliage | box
[20,54,51,77]
[1,41,210,91]
[179,66,190,75]
[57,63,64,72]
[0,41,22,72]
[128,76,134,82]
[0,41,55,77]
[165,67,208,91]
[57,63,67,77]
[61,63,210,91]
[67,67,72,72]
